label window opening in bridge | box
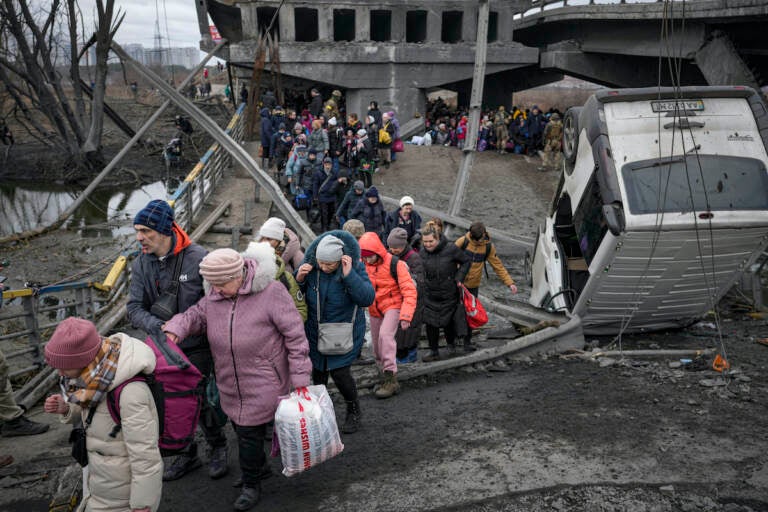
[294,8,318,42]
[487,11,498,42]
[406,10,427,43]
[370,10,392,42]
[334,9,356,42]
[256,7,279,40]
[441,11,463,43]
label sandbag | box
[274,385,344,477]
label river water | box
[0,178,183,238]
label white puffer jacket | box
[61,333,162,512]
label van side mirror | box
[602,203,625,236]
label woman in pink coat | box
[164,248,311,511]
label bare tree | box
[0,0,123,170]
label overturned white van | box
[527,86,768,334]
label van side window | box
[573,177,608,265]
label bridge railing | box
[0,103,247,392]
[513,0,667,20]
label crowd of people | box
[421,98,565,170]
[4,187,519,511]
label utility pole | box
[446,0,489,233]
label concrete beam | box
[695,30,762,91]
[540,49,707,88]
[426,8,441,43]
[240,3,258,39]
[229,41,537,65]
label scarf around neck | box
[61,336,121,409]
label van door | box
[530,217,569,312]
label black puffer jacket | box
[419,236,470,329]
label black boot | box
[341,400,361,434]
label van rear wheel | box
[563,107,582,165]
[523,252,533,287]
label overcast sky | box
[85,0,206,50]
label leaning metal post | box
[446,0,490,235]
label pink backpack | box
[107,333,203,455]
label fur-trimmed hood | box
[242,241,280,279]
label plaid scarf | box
[61,336,121,410]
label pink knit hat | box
[199,248,244,285]
[45,317,102,369]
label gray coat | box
[127,232,207,352]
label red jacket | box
[358,232,417,321]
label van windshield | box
[621,155,768,214]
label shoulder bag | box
[316,272,357,355]
[150,249,185,321]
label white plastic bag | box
[274,384,344,477]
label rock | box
[599,357,617,368]
[668,361,683,369]
[658,484,674,495]
[699,378,727,387]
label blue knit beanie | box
[365,186,379,198]
[134,199,174,236]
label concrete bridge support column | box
[426,9,441,43]
[279,4,294,42]
[356,5,370,41]
[392,10,406,42]
[319,6,333,42]
[694,30,761,93]
[347,87,425,125]
[463,8,477,43]
[497,5,515,43]
[240,3,259,40]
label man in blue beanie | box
[127,199,229,482]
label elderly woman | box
[295,231,374,434]
[44,317,162,512]
[164,249,311,511]
[255,217,304,273]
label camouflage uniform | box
[493,107,511,153]
[540,114,563,170]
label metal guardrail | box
[0,103,247,385]
[513,0,676,20]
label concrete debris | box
[699,378,728,387]
[658,484,675,495]
[598,357,617,367]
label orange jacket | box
[358,232,417,320]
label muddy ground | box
[1,124,768,511]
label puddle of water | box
[0,178,183,238]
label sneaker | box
[0,416,49,437]
[208,445,228,479]
[464,343,477,353]
[163,453,202,481]
[233,484,261,511]
[422,350,441,363]
[447,344,457,357]
[406,348,418,363]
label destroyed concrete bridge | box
[198,0,768,118]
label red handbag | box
[460,284,488,329]
[392,138,404,153]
